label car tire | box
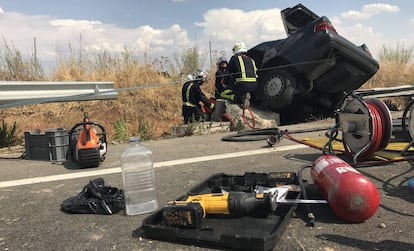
[257,69,296,111]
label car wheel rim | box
[264,75,285,99]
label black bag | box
[60,178,125,215]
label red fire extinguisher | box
[311,155,380,223]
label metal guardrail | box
[2,80,412,110]
[0,81,117,109]
[354,85,414,98]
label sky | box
[0,0,412,71]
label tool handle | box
[186,193,230,216]
[186,192,270,217]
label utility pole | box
[209,41,212,70]
[79,33,83,64]
[33,37,37,62]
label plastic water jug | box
[120,137,159,215]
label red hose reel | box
[339,96,393,161]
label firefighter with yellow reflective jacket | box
[228,42,258,109]
[215,56,235,102]
[181,70,212,124]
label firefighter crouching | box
[215,56,235,102]
[182,70,213,124]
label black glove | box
[60,178,125,215]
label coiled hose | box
[221,126,332,143]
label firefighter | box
[228,42,258,109]
[215,56,234,101]
[181,70,212,124]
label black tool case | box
[139,172,300,251]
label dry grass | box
[363,61,414,88]
[362,61,414,110]
[0,51,216,140]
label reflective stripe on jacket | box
[234,55,257,83]
[182,82,197,107]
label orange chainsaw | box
[68,113,107,168]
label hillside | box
[0,69,216,142]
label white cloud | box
[332,3,404,58]
[0,3,411,70]
[0,8,190,68]
[196,8,285,57]
[341,3,399,20]
[49,19,102,27]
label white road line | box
[0,144,308,188]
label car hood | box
[281,3,319,37]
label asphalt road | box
[0,120,413,251]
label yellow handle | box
[186,193,230,216]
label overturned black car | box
[248,4,379,123]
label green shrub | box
[114,116,129,142]
[0,120,20,147]
[136,116,154,141]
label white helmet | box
[194,69,208,84]
[232,42,247,55]
[216,56,228,67]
